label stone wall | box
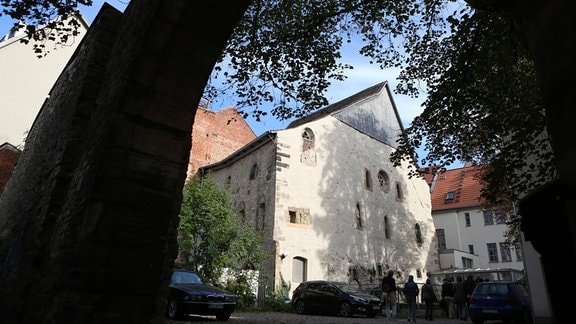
[0,1,251,322]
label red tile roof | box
[425,165,485,211]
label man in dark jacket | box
[381,270,397,319]
[403,275,419,322]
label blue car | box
[469,281,533,324]
[291,280,381,318]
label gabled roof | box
[0,142,20,153]
[426,165,485,211]
[287,82,404,148]
[200,81,403,174]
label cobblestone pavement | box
[167,312,506,324]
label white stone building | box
[425,165,525,272]
[199,82,439,298]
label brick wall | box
[0,143,20,196]
[188,106,256,177]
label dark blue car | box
[469,281,533,324]
[165,269,236,321]
[291,280,381,318]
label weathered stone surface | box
[0,1,250,322]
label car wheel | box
[294,299,306,314]
[519,309,533,324]
[339,302,353,317]
[166,299,183,320]
[216,312,232,321]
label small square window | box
[445,192,455,201]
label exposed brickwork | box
[0,143,20,196]
[188,107,256,177]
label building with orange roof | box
[425,165,524,271]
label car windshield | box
[333,282,362,294]
[171,271,204,284]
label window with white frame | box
[487,243,499,262]
[483,210,494,225]
[436,229,446,249]
[500,242,512,262]
[465,212,471,226]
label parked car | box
[291,280,381,318]
[469,281,533,324]
[165,269,236,321]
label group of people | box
[380,271,481,322]
[441,275,480,320]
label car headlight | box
[224,295,236,302]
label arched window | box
[355,203,363,229]
[301,128,316,166]
[378,170,390,192]
[415,223,423,246]
[384,215,390,239]
[395,182,404,201]
[365,169,373,190]
[249,163,258,180]
[256,202,265,231]
[238,202,246,223]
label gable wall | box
[273,115,438,291]
[188,107,256,177]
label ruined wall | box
[188,107,256,177]
[0,143,20,196]
[0,1,251,322]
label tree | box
[0,0,90,56]
[2,0,575,321]
[176,176,265,284]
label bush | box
[264,277,292,312]
[225,272,257,311]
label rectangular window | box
[494,210,507,224]
[465,212,471,227]
[468,244,474,254]
[483,211,494,225]
[445,191,455,201]
[436,229,446,250]
[500,242,512,262]
[288,208,310,225]
[462,257,473,269]
[487,243,499,262]
[377,264,383,276]
[515,247,524,261]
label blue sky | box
[0,0,428,142]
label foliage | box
[264,275,292,312]
[0,0,90,57]
[390,9,556,203]
[224,270,258,310]
[176,176,266,284]
[5,0,558,227]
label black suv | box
[291,280,381,318]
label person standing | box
[404,275,420,322]
[441,278,455,319]
[421,278,435,321]
[453,276,467,320]
[463,275,477,318]
[381,270,397,320]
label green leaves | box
[176,176,265,284]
